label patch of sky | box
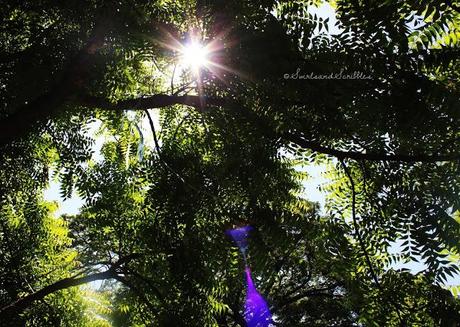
[44,112,161,217]
[308,2,343,36]
[289,153,460,291]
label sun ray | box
[158,27,250,90]
[180,41,209,71]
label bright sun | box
[180,41,209,72]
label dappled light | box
[1,0,460,326]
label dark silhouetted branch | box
[339,160,380,286]
[0,270,116,319]
[287,133,460,163]
[340,160,406,323]
[0,254,139,319]
[78,94,227,112]
[81,94,460,163]
[273,284,338,313]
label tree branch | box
[272,284,338,313]
[0,254,139,319]
[340,160,406,323]
[339,160,380,286]
[6,80,459,165]
[80,94,460,163]
[78,94,227,112]
[0,270,116,319]
[287,133,460,163]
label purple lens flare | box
[244,267,273,327]
[226,226,274,326]
[226,225,253,253]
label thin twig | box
[340,159,407,325]
[144,109,161,154]
[340,159,380,286]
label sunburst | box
[179,40,210,73]
[159,27,242,87]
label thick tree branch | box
[286,133,460,163]
[4,79,460,165]
[78,94,228,112]
[80,94,460,163]
[0,270,116,319]
[0,254,139,319]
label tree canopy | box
[1,0,460,326]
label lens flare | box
[227,226,274,327]
[180,41,209,72]
[159,28,244,85]
[226,225,253,254]
[244,268,273,327]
